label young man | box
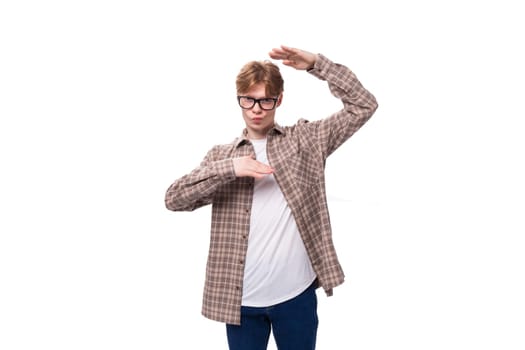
[165,45,378,350]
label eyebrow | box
[239,96,275,100]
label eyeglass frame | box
[237,95,279,111]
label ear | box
[276,93,283,107]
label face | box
[239,83,282,140]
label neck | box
[247,125,273,140]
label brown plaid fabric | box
[165,54,378,325]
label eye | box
[238,96,256,108]
[241,97,255,103]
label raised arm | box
[271,46,378,158]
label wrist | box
[306,55,317,71]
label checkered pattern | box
[165,54,378,325]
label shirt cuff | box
[213,158,237,182]
[306,54,331,80]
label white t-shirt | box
[241,138,317,307]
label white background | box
[1,0,524,349]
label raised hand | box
[268,45,317,71]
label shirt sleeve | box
[304,54,378,157]
[164,146,237,212]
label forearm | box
[307,54,378,155]
[309,54,378,120]
[164,157,236,212]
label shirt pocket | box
[287,148,323,188]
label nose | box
[251,101,263,112]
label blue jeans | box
[226,282,318,350]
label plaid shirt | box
[165,54,378,325]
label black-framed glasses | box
[237,96,278,111]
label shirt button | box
[239,259,244,264]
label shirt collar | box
[234,123,285,148]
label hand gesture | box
[233,155,274,179]
[268,45,317,71]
